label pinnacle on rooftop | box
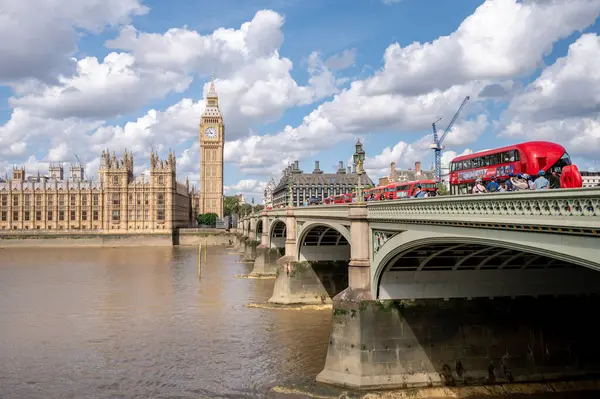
[207,72,218,98]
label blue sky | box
[1,0,600,202]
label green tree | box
[224,196,240,216]
[240,203,253,216]
[197,213,217,227]
[436,183,449,196]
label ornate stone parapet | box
[367,188,600,234]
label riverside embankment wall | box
[0,229,236,248]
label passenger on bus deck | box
[472,178,488,194]
[534,170,550,190]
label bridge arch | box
[269,219,286,249]
[297,221,351,262]
[255,219,263,241]
[373,229,600,300]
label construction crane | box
[430,96,470,183]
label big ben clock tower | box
[199,74,224,217]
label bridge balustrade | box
[366,187,600,234]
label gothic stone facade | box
[0,150,192,232]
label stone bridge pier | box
[250,212,282,277]
[267,207,357,305]
[241,217,258,262]
[232,233,246,253]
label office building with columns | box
[271,142,374,208]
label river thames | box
[0,246,598,399]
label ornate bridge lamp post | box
[353,140,366,203]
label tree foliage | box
[436,183,449,196]
[197,213,217,227]
[224,196,240,216]
[240,203,253,216]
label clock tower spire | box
[199,75,224,218]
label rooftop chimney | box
[313,160,322,174]
[415,161,421,174]
[294,160,299,170]
[389,162,397,182]
[337,161,345,174]
[347,166,351,174]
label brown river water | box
[0,246,597,399]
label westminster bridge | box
[235,188,600,390]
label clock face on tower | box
[205,127,217,139]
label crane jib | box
[431,96,470,182]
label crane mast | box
[430,96,470,183]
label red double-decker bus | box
[383,180,438,199]
[448,141,582,195]
[364,186,385,201]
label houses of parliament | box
[0,79,225,233]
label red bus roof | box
[451,141,566,163]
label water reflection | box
[0,246,597,399]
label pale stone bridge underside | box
[236,188,600,390]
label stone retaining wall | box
[0,228,236,247]
[0,234,174,248]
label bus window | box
[501,151,510,163]
[489,153,500,166]
[482,156,490,167]
[548,152,573,173]
[512,150,520,162]
[472,158,479,168]
[464,159,472,169]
